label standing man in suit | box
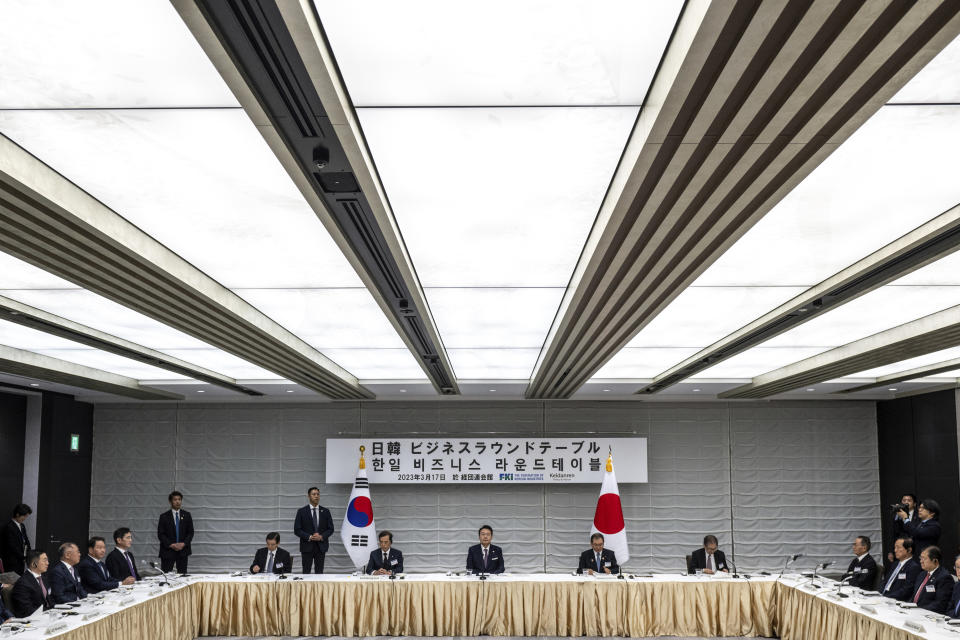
[689,535,729,574]
[294,487,334,574]
[10,550,51,617]
[48,543,86,604]
[900,498,941,559]
[105,527,140,582]
[250,532,292,575]
[910,545,953,614]
[158,491,194,574]
[880,537,922,601]
[1,504,32,576]
[578,533,619,575]
[466,524,504,574]
[844,535,878,590]
[366,530,403,575]
[948,554,960,618]
[77,536,133,593]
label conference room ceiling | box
[1,1,960,402]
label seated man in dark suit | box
[910,546,953,613]
[578,533,619,575]
[366,530,404,575]
[880,537,921,601]
[689,535,729,574]
[250,532,292,575]
[105,528,140,582]
[48,542,87,604]
[466,524,504,574]
[11,550,51,617]
[844,535,878,590]
[949,554,960,619]
[77,536,133,593]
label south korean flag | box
[340,448,377,569]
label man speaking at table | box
[466,525,504,574]
[578,533,618,575]
[250,532,291,575]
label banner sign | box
[326,438,647,484]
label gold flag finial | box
[605,453,613,472]
[358,445,366,469]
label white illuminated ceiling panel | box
[890,34,960,104]
[0,0,237,108]
[694,106,960,287]
[446,349,543,380]
[0,109,362,289]
[320,349,429,380]
[0,253,75,290]
[358,107,639,287]
[593,348,703,379]
[625,286,807,349]
[425,288,565,349]
[316,0,684,106]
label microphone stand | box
[835,575,853,598]
[149,561,172,587]
[778,553,803,579]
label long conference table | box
[5,573,960,640]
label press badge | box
[391,559,398,566]
[926,585,936,593]
[897,573,907,580]
[604,561,611,567]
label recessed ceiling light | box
[399,389,407,393]
[489,389,496,392]
[692,388,700,392]
[888,387,898,391]
[196,389,205,393]
[806,388,815,391]
[29,383,40,387]
[286,390,294,393]
[602,389,610,392]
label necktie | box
[708,554,714,571]
[174,512,180,543]
[266,552,274,573]
[483,547,488,569]
[99,562,107,579]
[125,552,135,578]
[914,572,932,603]
[38,576,47,602]
[884,562,902,593]
[313,508,319,530]
[383,552,388,566]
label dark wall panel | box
[0,392,27,512]
[35,393,93,558]
[877,389,960,563]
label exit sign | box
[69,434,80,452]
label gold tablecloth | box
[51,577,924,639]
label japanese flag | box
[340,450,377,570]
[590,453,629,564]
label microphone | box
[729,553,742,579]
[835,574,853,598]
[778,552,804,578]
[148,561,170,586]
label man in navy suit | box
[910,546,953,614]
[250,532,292,575]
[843,535,878,590]
[158,491,194,574]
[294,487,334,574]
[105,528,140,582]
[366,530,403,575]
[880,537,922,601]
[77,536,133,593]
[48,542,87,604]
[466,524,504,574]
[579,533,619,575]
[948,554,960,618]
[689,535,728,575]
[11,550,51,617]
[900,499,941,559]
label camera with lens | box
[890,503,908,513]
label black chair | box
[685,554,694,575]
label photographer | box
[899,498,941,558]
[888,494,918,563]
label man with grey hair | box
[48,542,87,603]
